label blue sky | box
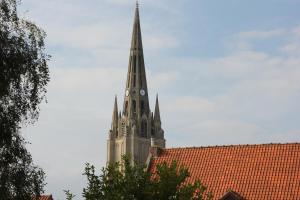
[19,0,300,199]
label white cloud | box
[164,96,216,113]
[144,34,180,49]
[148,70,178,92]
[236,29,285,39]
[51,67,126,92]
[280,27,300,56]
[292,25,300,37]
[228,29,286,51]
[104,0,183,15]
[160,26,300,149]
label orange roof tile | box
[37,195,53,200]
[149,143,300,200]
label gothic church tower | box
[107,4,165,165]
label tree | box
[64,190,76,200]
[151,161,212,200]
[82,156,213,200]
[0,0,50,199]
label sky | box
[19,0,300,199]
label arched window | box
[132,100,136,113]
[133,55,136,73]
[140,100,144,115]
[139,56,142,86]
[125,101,128,116]
[133,75,136,87]
[127,59,131,88]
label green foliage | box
[82,156,212,200]
[83,156,151,200]
[64,190,76,200]
[0,0,50,142]
[151,161,212,200]
[0,0,49,199]
[0,132,46,200]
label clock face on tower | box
[140,89,145,96]
[125,89,129,96]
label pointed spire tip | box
[154,94,161,122]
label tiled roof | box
[149,143,300,200]
[37,195,53,200]
[220,190,244,200]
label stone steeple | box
[123,3,150,120]
[107,4,165,166]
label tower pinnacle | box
[111,96,118,131]
[154,94,161,123]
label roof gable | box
[220,190,244,200]
[150,143,300,199]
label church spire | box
[107,4,165,166]
[123,4,149,118]
[154,94,161,123]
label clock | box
[125,89,129,96]
[140,89,145,96]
